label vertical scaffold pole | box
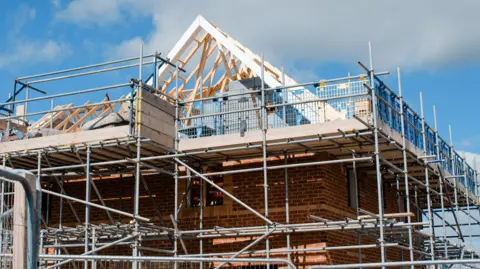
[36,152,42,269]
[474,157,478,199]
[50,99,54,129]
[59,177,64,230]
[397,67,414,265]
[414,186,419,222]
[5,90,12,138]
[395,174,405,265]
[0,156,5,259]
[92,227,97,269]
[53,238,59,268]
[260,53,270,268]
[153,52,158,89]
[449,125,459,212]
[284,151,291,269]
[39,230,44,268]
[448,125,461,250]
[174,64,180,269]
[433,105,448,258]
[199,168,203,269]
[462,154,472,250]
[281,67,286,126]
[368,42,385,266]
[133,43,144,269]
[282,64,289,268]
[84,146,91,269]
[25,85,29,121]
[419,92,435,259]
[352,151,362,263]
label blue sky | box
[0,2,478,149]
[0,1,479,152]
[1,1,479,156]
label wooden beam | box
[55,101,92,130]
[33,104,74,130]
[218,45,233,80]
[228,51,240,75]
[160,33,209,93]
[186,36,213,122]
[66,98,108,133]
[192,35,212,98]
[169,39,217,99]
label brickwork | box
[47,152,421,267]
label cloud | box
[51,0,61,9]
[0,40,72,70]
[461,151,480,171]
[461,139,473,148]
[55,0,121,26]
[105,36,144,60]
[56,0,480,71]
[55,0,151,26]
[8,4,36,34]
[0,4,71,71]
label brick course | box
[47,152,421,267]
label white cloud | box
[55,0,151,26]
[55,0,121,26]
[0,4,70,71]
[461,151,480,171]
[105,36,144,60]
[0,40,72,69]
[56,0,480,71]
[51,0,61,9]
[10,4,36,34]
[461,140,473,147]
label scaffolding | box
[0,18,480,269]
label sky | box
[1,0,480,260]
[0,1,479,155]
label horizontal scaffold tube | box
[29,141,372,173]
[38,255,297,269]
[310,259,480,269]
[0,82,132,107]
[181,93,370,121]
[195,221,429,238]
[17,54,155,80]
[27,61,155,84]
[142,131,374,162]
[178,71,389,105]
[182,243,400,257]
[4,137,140,159]
[32,130,370,161]
[179,156,373,179]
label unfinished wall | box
[46,153,420,267]
[137,90,176,148]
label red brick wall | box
[47,153,420,267]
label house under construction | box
[0,15,479,268]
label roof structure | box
[153,15,342,122]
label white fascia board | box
[151,16,203,86]
[197,16,281,89]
